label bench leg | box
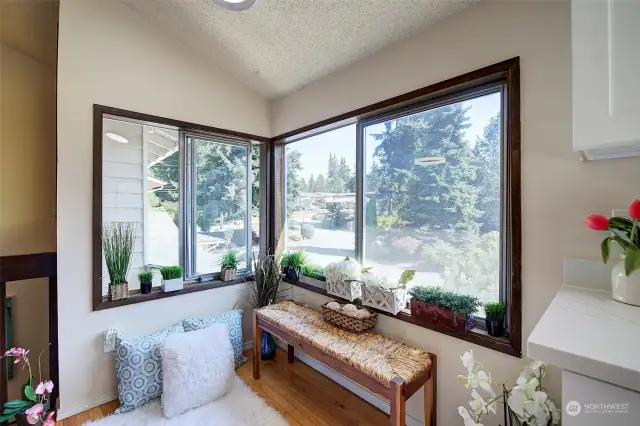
[253,310,260,380]
[390,378,406,426]
[287,344,295,363]
[424,354,437,426]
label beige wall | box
[1,0,58,400]
[272,1,640,425]
[56,0,271,419]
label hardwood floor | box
[58,348,389,426]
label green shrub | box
[221,251,239,270]
[301,224,315,239]
[281,250,307,270]
[138,271,153,283]
[160,265,183,280]
[422,230,500,303]
[409,286,482,317]
[302,264,325,280]
[484,301,506,321]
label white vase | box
[611,259,640,306]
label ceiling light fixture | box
[211,0,256,11]
[106,132,129,144]
[415,156,446,166]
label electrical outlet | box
[104,328,118,353]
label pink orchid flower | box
[4,347,29,363]
[25,403,44,425]
[35,380,54,395]
[43,411,56,426]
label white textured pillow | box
[161,322,235,418]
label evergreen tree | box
[326,153,345,193]
[338,157,351,193]
[315,174,327,192]
[373,103,480,233]
[473,113,501,233]
[286,149,303,214]
[307,174,316,193]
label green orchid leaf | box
[24,385,36,402]
[3,399,32,409]
[601,237,612,264]
[398,270,416,285]
[625,247,640,277]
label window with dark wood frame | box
[269,58,521,357]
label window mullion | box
[355,122,365,265]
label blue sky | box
[287,92,501,180]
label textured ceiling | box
[122,0,475,99]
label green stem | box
[632,219,638,247]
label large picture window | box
[274,59,520,356]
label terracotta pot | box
[410,298,476,334]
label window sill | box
[94,274,252,311]
[284,278,520,358]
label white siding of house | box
[101,119,145,293]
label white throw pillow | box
[161,322,235,418]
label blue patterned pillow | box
[182,309,246,368]
[113,322,183,414]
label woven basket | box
[321,302,377,333]
[108,282,129,301]
[221,267,237,282]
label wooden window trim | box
[92,105,268,311]
[270,58,521,357]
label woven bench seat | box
[253,301,437,426]
[256,301,432,385]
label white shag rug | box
[83,377,288,426]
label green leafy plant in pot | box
[160,265,183,292]
[249,252,285,360]
[281,249,306,282]
[138,271,153,295]
[484,301,506,337]
[102,222,136,301]
[0,348,56,426]
[221,251,239,281]
[408,286,482,334]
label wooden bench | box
[253,301,437,426]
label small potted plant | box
[361,269,415,315]
[221,251,239,281]
[408,286,482,334]
[324,257,362,302]
[484,301,506,337]
[0,348,56,426]
[281,249,306,282]
[101,222,136,301]
[160,265,183,292]
[138,270,153,295]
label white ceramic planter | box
[361,284,408,315]
[612,259,640,306]
[326,279,361,302]
[162,277,184,292]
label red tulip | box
[629,200,640,220]
[585,214,609,231]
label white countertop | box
[528,285,640,392]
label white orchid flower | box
[461,350,474,372]
[469,389,496,415]
[458,406,484,426]
[476,370,496,397]
[546,400,561,425]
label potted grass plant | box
[281,249,306,282]
[138,271,153,295]
[409,286,482,334]
[101,222,136,301]
[484,301,506,337]
[160,265,183,292]
[221,251,239,281]
[249,252,285,360]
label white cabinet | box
[572,0,640,160]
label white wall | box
[271,1,640,425]
[56,0,270,418]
